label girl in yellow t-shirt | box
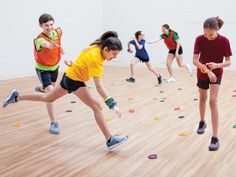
[3,31,128,150]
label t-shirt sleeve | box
[35,37,46,51]
[193,37,200,54]
[173,33,179,41]
[129,40,135,45]
[224,38,232,57]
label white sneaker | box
[186,64,193,76]
[166,77,176,83]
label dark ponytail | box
[135,31,142,40]
[90,31,122,51]
[162,24,178,35]
[203,16,224,30]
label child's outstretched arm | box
[93,77,121,118]
[148,37,162,44]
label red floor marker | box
[65,110,72,112]
[174,107,180,111]
[128,109,135,113]
[232,95,236,97]
[70,101,76,103]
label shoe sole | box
[3,89,17,108]
[197,125,207,134]
[108,136,128,150]
[49,130,60,134]
[209,146,219,151]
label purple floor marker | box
[148,154,157,159]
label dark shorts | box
[60,74,86,93]
[135,56,149,63]
[36,67,59,88]
[197,79,221,90]
[169,46,183,55]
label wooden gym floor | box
[1,66,236,177]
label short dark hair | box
[135,31,142,40]
[39,13,54,25]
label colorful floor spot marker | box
[232,95,236,97]
[233,125,236,128]
[160,90,164,93]
[105,118,112,122]
[153,115,160,120]
[128,97,133,100]
[148,154,157,159]
[193,98,198,101]
[174,107,180,111]
[65,109,72,113]
[178,88,183,90]
[178,116,185,119]
[160,100,165,102]
[128,109,135,113]
[153,97,158,100]
[162,97,167,100]
[13,122,21,128]
[182,102,188,106]
[178,131,188,136]
[233,90,236,92]
[70,101,76,103]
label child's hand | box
[64,59,73,67]
[113,106,121,119]
[206,62,218,70]
[127,49,133,53]
[207,70,217,83]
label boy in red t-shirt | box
[193,16,232,151]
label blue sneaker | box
[2,89,19,108]
[49,122,60,134]
[106,135,128,150]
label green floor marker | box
[233,125,236,128]
[160,100,165,102]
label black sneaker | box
[157,75,162,85]
[209,137,220,151]
[2,89,19,108]
[126,77,135,83]
[197,121,207,134]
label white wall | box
[1,0,236,80]
[103,0,236,69]
[0,0,103,80]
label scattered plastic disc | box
[153,115,160,120]
[233,90,236,92]
[65,109,72,113]
[160,91,164,93]
[178,88,183,90]
[162,97,167,100]
[232,95,236,97]
[233,125,236,128]
[105,118,112,122]
[174,107,180,111]
[160,100,165,102]
[70,101,76,103]
[13,122,21,128]
[178,131,188,136]
[128,109,135,113]
[178,116,185,119]
[153,97,158,100]
[128,97,133,100]
[148,154,157,159]
[193,98,198,101]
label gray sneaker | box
[209,137,220,151]
[106,135,128,150]
[49,122,60,134]
[2,89,19,108]
[197,121,207,134]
